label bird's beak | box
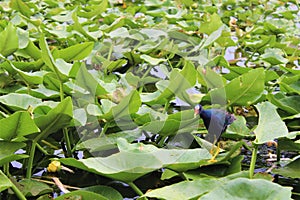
[194,107,199,117]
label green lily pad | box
[0,111,40,141]
[0,141,28,166]
[209,68,265,106]
[55,190,108,200]
[273,158,300,179]
[201,178,292,200]
[254,102,289,144]
[0,93,42,111]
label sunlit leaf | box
[254,102,289,144]
[0,23,18,56]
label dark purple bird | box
[194,104,235,143]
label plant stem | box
[249,143,258,179]
[99,122,109,137]
[128,182,143,196]
[26,141,37,179]
[63,128,72,157]
[36,143,49,155]
[158,135,167,147]
[163,100,170,114]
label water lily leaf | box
[267,93,300,114]
[0,111,39,141]
[34,97,73,139]
[273,158,300,178]
[140,55,166,65]
[223,116,252,139]
[77,0,108,19]
[200,178,292,200]
[254,102,289,144]
[199,13,223,34]
[17,87,60,99]
[60,151,163,182]
[10,0,33,17]
[142,110,198,136]
[0,93,42,111]
[0,23,18,56]
[53,42,94,62]
[76,130,142,152]
[19,179,53,197]
[81,185,123,200]
[56,190,108,200]
[62,138,213,182]
[100,90,141,121]
[7,61,44,85]
[261,48,288,65]
[74,63,109,98]
[143,178,220,200]
[142,61,197,105]
[201,25,224,48]
[0,141,28,166]
[209,68,265,106]
[0,170,14,192]
[72,10,96,41]
[159,148,212,172]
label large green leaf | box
[200,178,292,200]
[0,170,14,192]
[0,23,18,56]
[0,142,28,166]
[142,110,198,136]
[53,42,94,62]
[60,152,163,182]
[34,97,73,139]
[273,158,300,179]
[56,190,108,200]
[18,179,53,197]
[62,138,213,182]
[209,68,265,106]
[0,93,42,111]
[100,90,141,121]
[141,61,197,106]
[10,0,33,17]
[82,185,123,200]
[267,93,300,114]
[74,63,108,98]
[0,111,40,141]
[254,102,289,144]
[143,178,220,200]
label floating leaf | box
[201,178,292,200]
[273,158,300,179]
[0,93,42,111]
[0,111,39,141]
[34,97,73,139]
[19,179,53,197]
[0,170,14,192]
[82,185,123,200]
[0,23,18,56]
[53,42,94,62]
[209,68,265,106]
[0,142,28,166]
[254,102,289,144]
[56,190,108,200]
[143,178,220,200]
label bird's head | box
[194,104,203,116]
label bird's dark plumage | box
[195,104,235,143]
